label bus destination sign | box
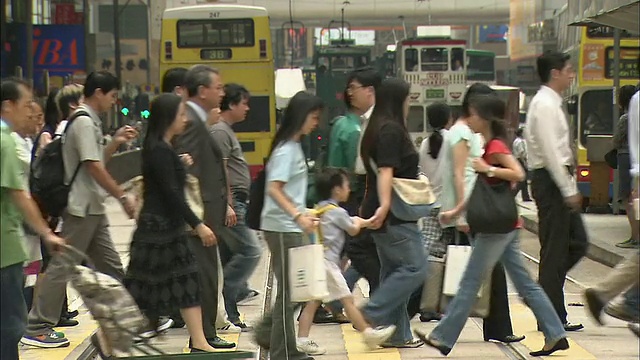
[200,49,232,61]
[605,47,639,79]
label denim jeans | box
[431,230,566,349]
[223,193,262,323]
[622,285,639,317]
[362,223,428,344]
[327,266,361,313]
[1,263,28,360]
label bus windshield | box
[467,53,495,81]
[579,89,614,146]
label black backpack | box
[246,169,266,230]
[30,111,89,217]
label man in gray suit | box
[173,65,235,348]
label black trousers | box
[517,159,531,201]
[531,168,588,324]
[457,231,515,338]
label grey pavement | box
[518,200,635,267]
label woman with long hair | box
[416,95,568,357]
[117,94,217,355]
[32,89,59,159]
[433,83,523,344]
[255,91,323,360]
[358,78,428,348]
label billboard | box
[509,0,542,61]
[1,24,86,91]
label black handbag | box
[467,176,518,234]
[604,148,618,169]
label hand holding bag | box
[288,231,329,302]
[369,160,437,221]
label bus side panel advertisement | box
[581,43,605,82]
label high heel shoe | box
[91,334,115,360]
[529,337,569,356]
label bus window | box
[405,48,418,72]
[451,48,465,71]
[579,89,613,146]
[407,106,425,132]
[467,54,495,81]
[420,48,448,71]
[331,56,353,71]
[177,19,254,48]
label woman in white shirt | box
[415,102,453,322]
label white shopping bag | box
[442,245,483,297]
[288,243,329,302]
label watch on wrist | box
[487,166,497,178]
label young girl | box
[415,95,568,357]
[255,91,324,360]
[296,167,396,355]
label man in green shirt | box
[1,78,65,360]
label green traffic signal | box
[121,107,129,116]
[141,110,150,119]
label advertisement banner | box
[1,24,85,91]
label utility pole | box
[113,0,122,82]
[25,0,33,84]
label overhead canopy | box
[569,0,639,34]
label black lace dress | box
[124,142,202,320]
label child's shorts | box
[324,259,352,302]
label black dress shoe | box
[529,337,569,356]
[584,289,605,325]
[484,334,525,343]
[414,330,450,356]
[65,310,79,319]
[564,322,584,331]
[56,318,79,327]
[420,313,443,322]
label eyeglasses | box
[347,85,364,93]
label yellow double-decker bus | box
[160,4,275,178]
[559,21,639,199]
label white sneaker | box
[134,317,174,342]
[296,338,327,355]
[217,323,242,334]
[363,325,397,349]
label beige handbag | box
[369,160,437,221]
[127,174,204,231]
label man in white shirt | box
[525,51,589,332]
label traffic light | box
[121,107,130,116]
[140,109,150,119]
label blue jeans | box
[223,193,262,323]
[431,230,566,349]
[1,263,28,360]
[362,223,428,344]
[620,285,640,318]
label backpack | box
[246,169,266,231]
[30,111,89,217]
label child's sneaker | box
[363,325,397,349]
[296,338,326,355]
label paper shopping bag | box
[288,244,329,302]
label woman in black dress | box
[124,94,217,353]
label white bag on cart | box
[288,241,329,302]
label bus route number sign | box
[200,49,232,61]
[209,12,220,18]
